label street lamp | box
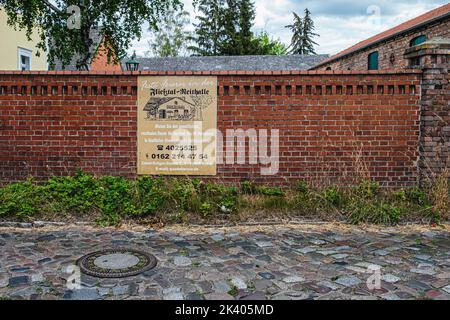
[125,51,139,71]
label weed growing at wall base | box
[0,172,447,226]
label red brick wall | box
[0,70,422,187]
[315,18,450,71]
[0,74,137,181]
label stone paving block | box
[205,293,234,300]
[282,275,305,283]
[381,274,401,283]
[8,276,29,287]
[163,287,184,300]
[173,256,191,267]
[64,288,100,300]
[230,277,247,290]
[335,276,362,287]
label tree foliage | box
[237,0,255,54]
[189,0,225,56]
[286,9,319,55]
[191,0,274,56]
[251,32,287,55]
[220,0,255,55]
[146,8,191,57]
[0,0,181,69]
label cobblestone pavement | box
[0,223,449,300]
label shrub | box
[241,181,256,194]
[45,171,101,214]
[256,186,284,196]
[354,180,380,199]
[0,180,42,218]
[323,186,345,206]
[134,176,168,216]
[200,202,213,217]
[296,181,309,194]
[347,201,402,225]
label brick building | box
[53,31,122,72]
[313,3,450,71]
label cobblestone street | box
[0,223,449,300]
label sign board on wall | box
[137,76,217,175]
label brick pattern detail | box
[315,18,450,71]
[0,72,421,187]
[418,53,450,180]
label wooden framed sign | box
[137,76,217,175]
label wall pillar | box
[405,37,450,183]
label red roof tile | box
[315,3,450,67]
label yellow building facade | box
[0,7,47,70]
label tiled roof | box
[314,3,450,68]
[123,55,329,71]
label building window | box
[410,35,426,47]
[368,51,379,70]
[326,67,332,70]
[18,48,32,71]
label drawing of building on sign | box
[143,96,211,121]
[143,97,198,121]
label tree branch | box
[41,0,62,14]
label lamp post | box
[125,51,139,72]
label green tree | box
[0,0,181,70]
[147,9,191,57]
[251,32,287,55]
[220,0,239,55]
[286,9,319,54]
[191,0,259,56]
[237,0,255,55]
[189,0,225,56]
[220,0,256,55]
[302,9,319,54]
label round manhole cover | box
[77,249,157,278]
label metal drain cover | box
[77,249,157,278]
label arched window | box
[326,67,332,70]
[410,35,426,47]
[368,51,379,70]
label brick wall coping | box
[0,69,423,76]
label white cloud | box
[130,0,448,56]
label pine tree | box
[220,0,256,55]
[301,9,319,54]
[286,9,319,55]
[238,0,256,55]
[285,12,304,55]
[220,0,240,55]
[191,0,283,56]
[189,0,225,56]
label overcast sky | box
[131,0,449,56]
